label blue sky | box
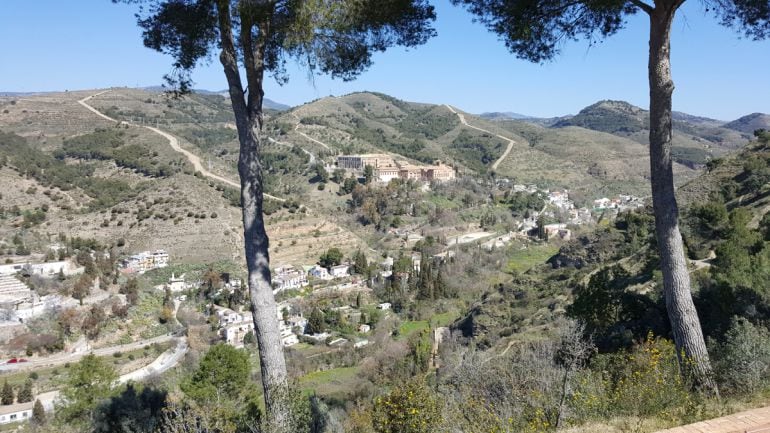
[1,0,767,120]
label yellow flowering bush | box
[570,332,704,425]
[371,380,441,433]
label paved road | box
[445,104,515,171]
[0,333,177,373]
[25,337,188,412]
[78,91,285,202]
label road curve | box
[445,104,515,171]
[28,338,188,412]
[0,333,177,372]
[78,91,285,202]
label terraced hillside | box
[278,92,710,199]
[0,89,367,266]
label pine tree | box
[353,250,368,276]
[434,267,447,299]
[31,399,45,426]
[16,379,33,403]
[307,309,325,335]
[417,260,434,300]
[1,380,14,405]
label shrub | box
[714,317,770,395]
[372,379,441,433]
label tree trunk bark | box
[648,3,717,394]
[216,2,290,429]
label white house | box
[167,273,188,292]
[0,402,33,425]
[0,260,82,277]
[308,265,331,280]
[212,305,245,326]
[377,302,391,310]
[280,325,299,347]
[358,324,371,333]
[120,250,169,274]
[329,264,350,278]
[222,320,254,348]
[272,265,308,293]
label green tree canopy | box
[182,343,250,402]
[319,247,344,269]
[57,354,118,423]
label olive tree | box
[116,0,435,429]
[452,0,769,392]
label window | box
[10,414,16,420]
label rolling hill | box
[724,113,770,135]
[275,92,717,199]
[0,87,757,265]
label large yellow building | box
[336,154,456,183]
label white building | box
[221,320,254,348]
[358,324,371,333]
[213,305,246,326]
[120,250,169,274]
[167,273,188,292]
[0,260,82,277]
[329,264,350,278]
[272,265,308,294]
[377,302,391,310]
[308,265,331,280]
[0,401,33,425]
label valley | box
[1,86,769,433]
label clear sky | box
[1,0,768,120]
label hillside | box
[453,131,770,350]
[0,88,753,266]
[724,112,770,134]
[0,89,367,266]
[272,92,709,199]
[549,100,748,168]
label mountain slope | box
[724,113,770,135]
[550,100,748,168]
[273,92,709,198]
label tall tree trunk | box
[648,2,717,394]
[217,1,290,429]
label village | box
[0,182,643,353]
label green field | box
[299,366,360,397]
[397,310,458,339]
[505,243,559,274]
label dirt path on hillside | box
[445,104,515,171]
[78,91,285,202]
[290,113,332,151]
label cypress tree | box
[1,380,14,405]
[435,267,447,299]
[17,379,33,403]
[31,399,46,425]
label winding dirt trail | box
[78,90,285,202]
[291,113,332,151]
[445,104,515,171]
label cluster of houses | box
[212,303,305,348]
[336,154,456,183]
[593,194,644,211]
[272,263,351,294]
[120,250,169,274]
[0,258,85,320]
